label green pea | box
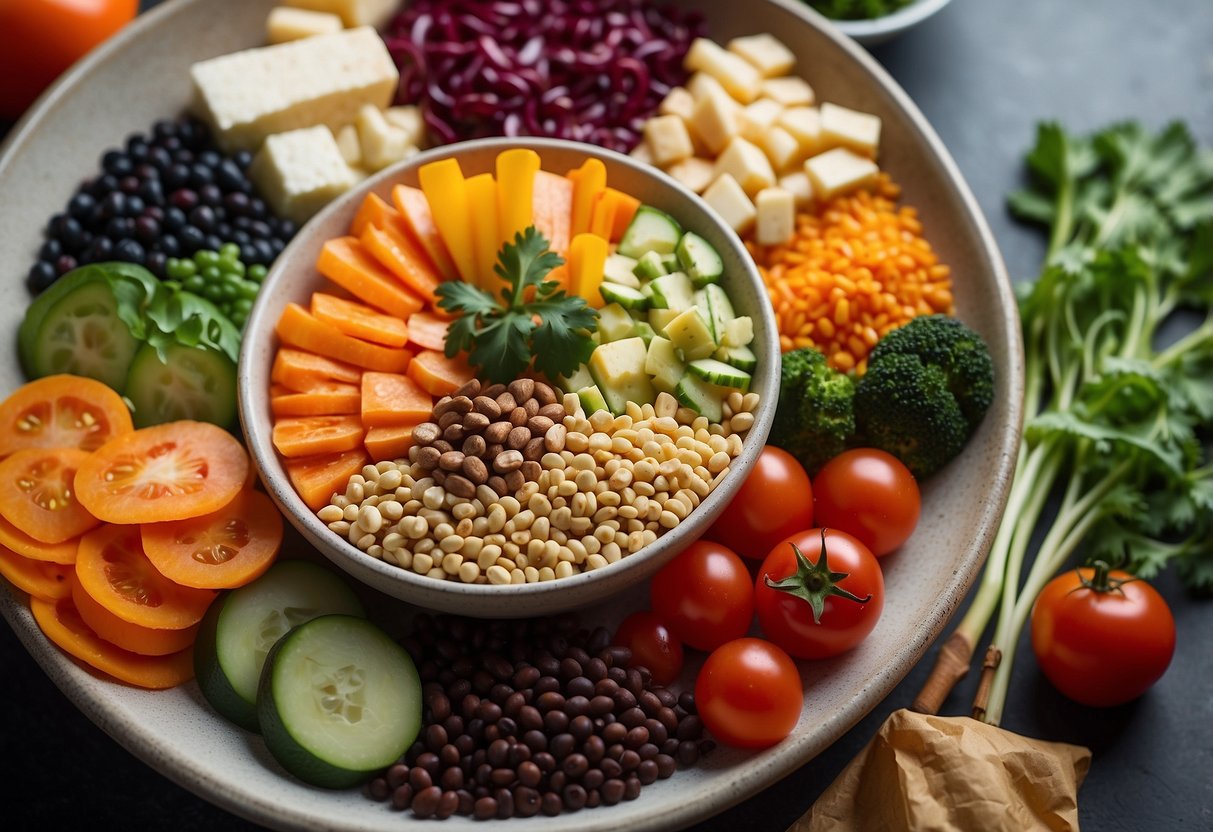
[195,249,220,269]
[233,298,254,316]
[222,260,247,279]
[238,281,259,300]
[219,243,241,261]
[248,264,268,283]
[220,282,240,301]
[183,275,206,294]
[166,258,197,280]
[201,266,222,283]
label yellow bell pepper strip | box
[418,158,477,284]
[465,173,499,290]
[568,158,607,238]
[568,232,609,309]
[495,148,540,248]
[590,187,642,242]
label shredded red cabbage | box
[383,0,706,152]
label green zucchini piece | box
[124,341,238,429]
[617,206,682,258]
[676,231,725,287]
[688,358,752,391]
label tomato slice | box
[0,514,78,564]
[74,421,248,523]
[29,595,195,690]
[0,447,100,544]
[141,489,283,590]
[0,374,133,457]
[74,524,215,630]
[70,575,198,656]
[0,545,73,601]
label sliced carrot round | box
[29,595,195,689]
[0,545,73,600]
[0,514,78,564]
[0,447,100,544]
[272,414,364,458]
[70,575,198,656]
[141,489,283,590]
[0,374,133,457]
[75,524,215,630]
[74,421,248,523]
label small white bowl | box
[238,137,779,619]
[827,0,954,46]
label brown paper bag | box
[791,709,1091,832]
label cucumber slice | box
[632,251,669,281]
[660,252,681,273]
[676,232,725,287]
[715,344,758,372]
[631,321,657,346]
[599,283,650,311]
[558,365,595,394]
[124,342,238,429]
[25,279,141,390]
[698,284,737,344]
[645,336,685,393]
[688,358,752,391]
[617,206,683,258]
[195,561,365,732]
[598,303,637,342]
[648,308,680,336]
[603,253,641,289]
[647,272,695,312]
[258,614,421,789]
[675,373,728,423]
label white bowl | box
[238,137,780,619]
[828,0,954,46]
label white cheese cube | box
[727,34,796,79]
[777,171,815,208]
[713,136,776,197]
[659,87,696,123]
[820,102,882,157]
[687,72,731,103]
[190,26,398,152]
[283,0,398,28]
[628,141,655,165]
[384,105,424,147]
[737,98,784,145]
[761,76,816,107]
[250,125,357,225]
[643,114,695,167]
[761,126,802,173]
[266,7,343,43]
[702,174,757,234]
[722,316,755,348]
[684,38,763,103]
[665,157,715,194]
[356,104,411,171]
[333,123,361,166]
[754,187,795,246]
[805,147,880,200]
[778,106,824,157]
[689,85,740,156]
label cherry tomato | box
[0,0,138,118]
[650,540,754,652]
[755,529,884,660]
[708,446,814,560]
[1031,564,1175,707]
[612,611,684,686]
[812,448,920,557]
[695,638,801,749]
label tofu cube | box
[777,171,815,208]
[249,125,357,224]
[737,98,784,145]
[727,34,796,78]
[778,106,824,157]
[761,76,816,107]
[687,72,731,103]
[643,114,695,167]
[266,7,343,43]
[761,126,802,173]
[805,147,880,200]
[190,26,399,152]
[629,141,656,165]
[713,136,776,197]
[665,157,716,194]
[659,87,696,123]
[702,174,757,234]
[333,123,361,166]
[384,105,424,147]
[689,85,740,156]
[754,187,796,246]
[283,0,398,28]
[356,104,410,171]
[820,102,882,157]
[684,38,763,103]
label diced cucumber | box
[698,283,737,344]
[715,344,758,372]
[632,251,668,281]
[645,336,685,393]
[676,231,725,288]
[648,308,680,336]
[558,365,595,394]
[632,321,657,346]
[660,252,681,273]
[598,303,636,342]
[722,316,755,348]
[647,271,695,312]
[603,253,641,288]
[617,205,683,258]
[665,306,717,360]
[258,614,421,789]
[23,279,141,391]
[194,561,366,732]
[688,358,752,391]
[599,282,650,311]
[124,342,237,429]
[589,337,655,415]
[674,373,729,423]
[577,384,609,415]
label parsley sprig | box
[436,227,599,383]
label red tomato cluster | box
[613,446,923,751]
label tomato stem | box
[764,530,872,624]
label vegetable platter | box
[0,0,1021,829]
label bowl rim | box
[238,135,781,606]
[829,0,954,36]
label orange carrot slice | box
[0,448,100,544]
[361,221,442,304]
[406,311,451,352]
[317,236,425,320]
[272,348,362,391]
[0,545,73,600]
[349,191,400,238]
[70,576,199,656]
[0,514,78,564]
[276,303,413,373]
[407,349,476,397]
[361,372,433,427]
[365,423,423,462]
[533,170,574,256]
[30,595,195,689]
[311,292,409,347]
[283,448,369,511]
[392,184,459,282]
[0,374,134,457]
[270,383,361,417]
[568,158,607,238]
[272,414,364,458]
[606,188,641,241]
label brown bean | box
[462,456,489,485]
[446,475,476,499]
[432,440,454,454]
[462,435,487,457]
[520,461,542,483]
[432,469,448,486]
[415,446,441,470]
[533,382,557,406]
[522,437,546,461]
[413,422,441,444]
[493,450,524,473]
[495,392,517,412]
[442,423,466,442]
[438,410,462,429]
[488,476,508,497]
[508,378,534,402]
[463,412,491,432]
[483,383,506,399]
[509,406,528,427]
[454,379,481,398]
[537,403,565,421]
[474,796,498,820]
[438,451,466,471]
[473,396,501,419]
[484,421,512,444]
[526,415,554,435]
[523,398,540,418]
[507,425,531,450]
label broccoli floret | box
[770,347,856,475]
[854,315,995,478]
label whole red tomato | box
[1031,563,1175,707]
[708,446,814,560]
[813,448,920,556]
[612,610,684,686]
[0,0,139,118]
[755,529,884,660]
[695,637,802,749]
[650,540,754,652]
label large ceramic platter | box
[0,0,1022,829]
